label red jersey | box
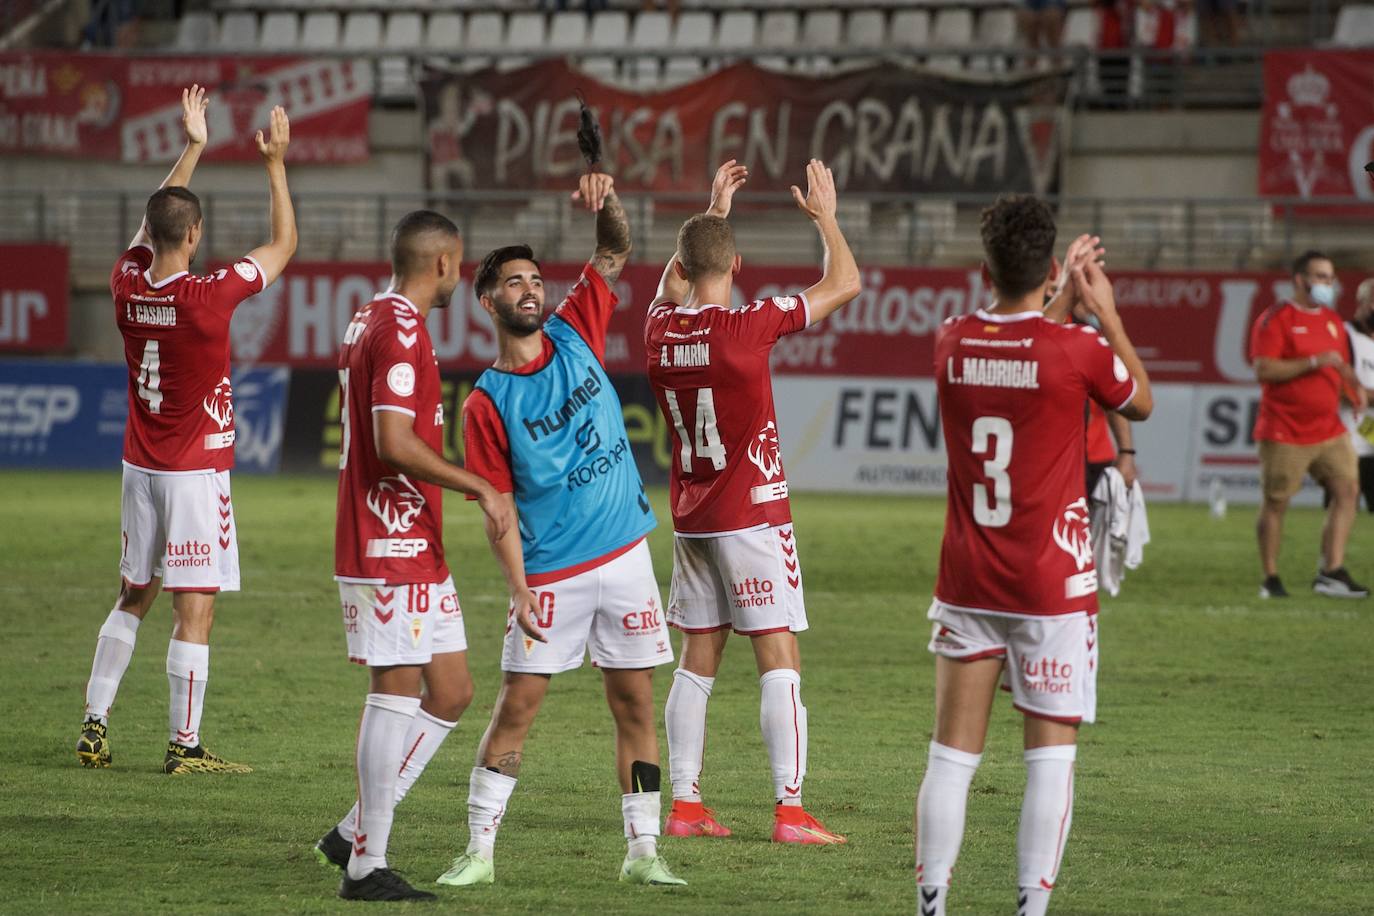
[1085,402,1115,464]
[112,245,265,473]
[934,310,1137,617]
[645,294,809,535]
[335,292,450,585]
[1249,302,1350,445]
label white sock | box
[759,668,806,805]
[165,639,209,747]
[466,766,517,860]
[85,609,140,722]
[347,693,421,880]
[1017,745,1077,916]
[665,668,713,802]
[916,740,982,907]
[622,790,661,860]
[337,708,457,843]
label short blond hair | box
[676,214,735,281]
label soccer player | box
[646,160,859,844]
[435,172,684,889]
[914,195,1153,916]
[1251,250,1368,599]
[319,210,513,902]
[76,87,296,775]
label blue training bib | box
[474,317,655,574]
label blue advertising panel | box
[0,360,288,473]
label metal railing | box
[11,188,1374,283]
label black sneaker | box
[1313,567,1370,599]
[76,717,110,768]
[1259,575,1288,599]
[315,826,350,871]
[339,868,437,902]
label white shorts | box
[120,466,240,593]
[667,524,808,636]
[502,540,674,675]
[339,577,467,668]
[926,600,1098,725]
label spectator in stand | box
[1019,0,1068,56]
[1250,250,1368,600]
[1341,279,1374,512]
[1133,0,1179,101]
[1095,0,1131,105]
[1197,0,1241,47]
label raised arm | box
[573,173,631,284]
[244,106,297,289]
[129,86,208,249]
[651,160,749,308]
[373,410,512,541]
[792,159,861,325]
[1072,259,1154,421]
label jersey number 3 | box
[972,416,1012,528]
[664,388,727,473]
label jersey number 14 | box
[664,388,727,473]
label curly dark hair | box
[474,244,541,298]
[979,194,1057,299]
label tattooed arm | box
[572,172,631,284]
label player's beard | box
[493,293,545,337]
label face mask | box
[1309,283,1336,308]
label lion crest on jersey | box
[1052,497,1093,571]
[202,377,235,430]
[747,421,783,481]
[367,475,426,535]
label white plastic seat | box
[579,56,620,85]
[890,9,930,47]
[258,12,298,50]
[384,13,423,50]
[802,10,842,48]
[505,11,548,50]
[173,12,216,50]
[300,11,339,50]
[341,12,382,50]
[672,11,714,48]
[425,13,464,51]
[715,11,757,51]
[1333,5,1374,46]
[218,12,258,50]
[662,56,705,88]
[630,11,670,49]
[929,8,974,72]
[759,11,799,50]
[548,11,588,51]
[589,11,628,49]
[465,12,504,49]
[846,10,884,48]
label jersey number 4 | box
[664,388,727,473]
[972,416,1012,528]
[136,340,163,414]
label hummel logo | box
[374,607,394,625]
[397,331,417,349]
[784,785,800,796]
[395,315,418,329]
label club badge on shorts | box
[409,614,424,648]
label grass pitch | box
[1,471,1371,914]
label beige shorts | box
[1259,434,1357,502]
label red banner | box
[422,60,1068,195]
[0,243,68,351]
[0,53,370,163]
[227,260,1321,384]
[1259,50,1374,204]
